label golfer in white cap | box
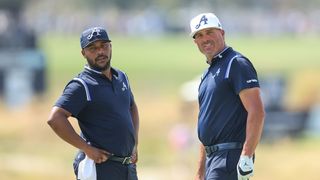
[190,13,265,180]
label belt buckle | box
[213,145,219,152]
[122,157,131,164]
[205,145,218,155]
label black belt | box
[205,142,243,156]
[108,155,132,165]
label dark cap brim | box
[82,39,111,49]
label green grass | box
[40,34,320,92]
[227,36,320,75]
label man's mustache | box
[95,55,108,61]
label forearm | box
[47,108,89,151]
[196,144,206,179]
[239,87,265,156]
[242,111,265,156]
[130,102,140,145]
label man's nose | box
[97,47,105,55]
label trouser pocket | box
[73,151,85,178]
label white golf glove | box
[237,155,254,180]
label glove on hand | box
[237,155,254,180]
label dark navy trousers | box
[74,151,138,180]
[205,149,241,180]
[95,161,138,180]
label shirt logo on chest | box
[122,82,128,91]
[212,68,221,79]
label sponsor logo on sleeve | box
[246,79,258,84]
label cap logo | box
[195,15,208,29]
[87,27,101,40]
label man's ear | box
[221,29,225,36]
[81,49,85,57]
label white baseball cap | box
[189,13,223,38]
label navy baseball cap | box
[80,27,111,49]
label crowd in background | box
[0,0,319,37]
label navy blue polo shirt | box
[55,66,136,157]
[198,47,260,146]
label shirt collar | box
[84,65,102,75]
[84,65,119,79]
[207,46,232,64]
[213,46,230,59]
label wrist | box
[241,148,254,157]
[81,142,91,152]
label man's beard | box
[87,54,112,71]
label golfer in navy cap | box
[48,26,140,180]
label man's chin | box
[90,63,110,71]
[98,65,110,71]
[97,60,111,70]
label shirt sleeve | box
[228,57,260,94]
[127,79,135,107]
[122,71,135,107]
[54,81,87,117]
[129,90,135,107]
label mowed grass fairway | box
[0,34,320,180]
